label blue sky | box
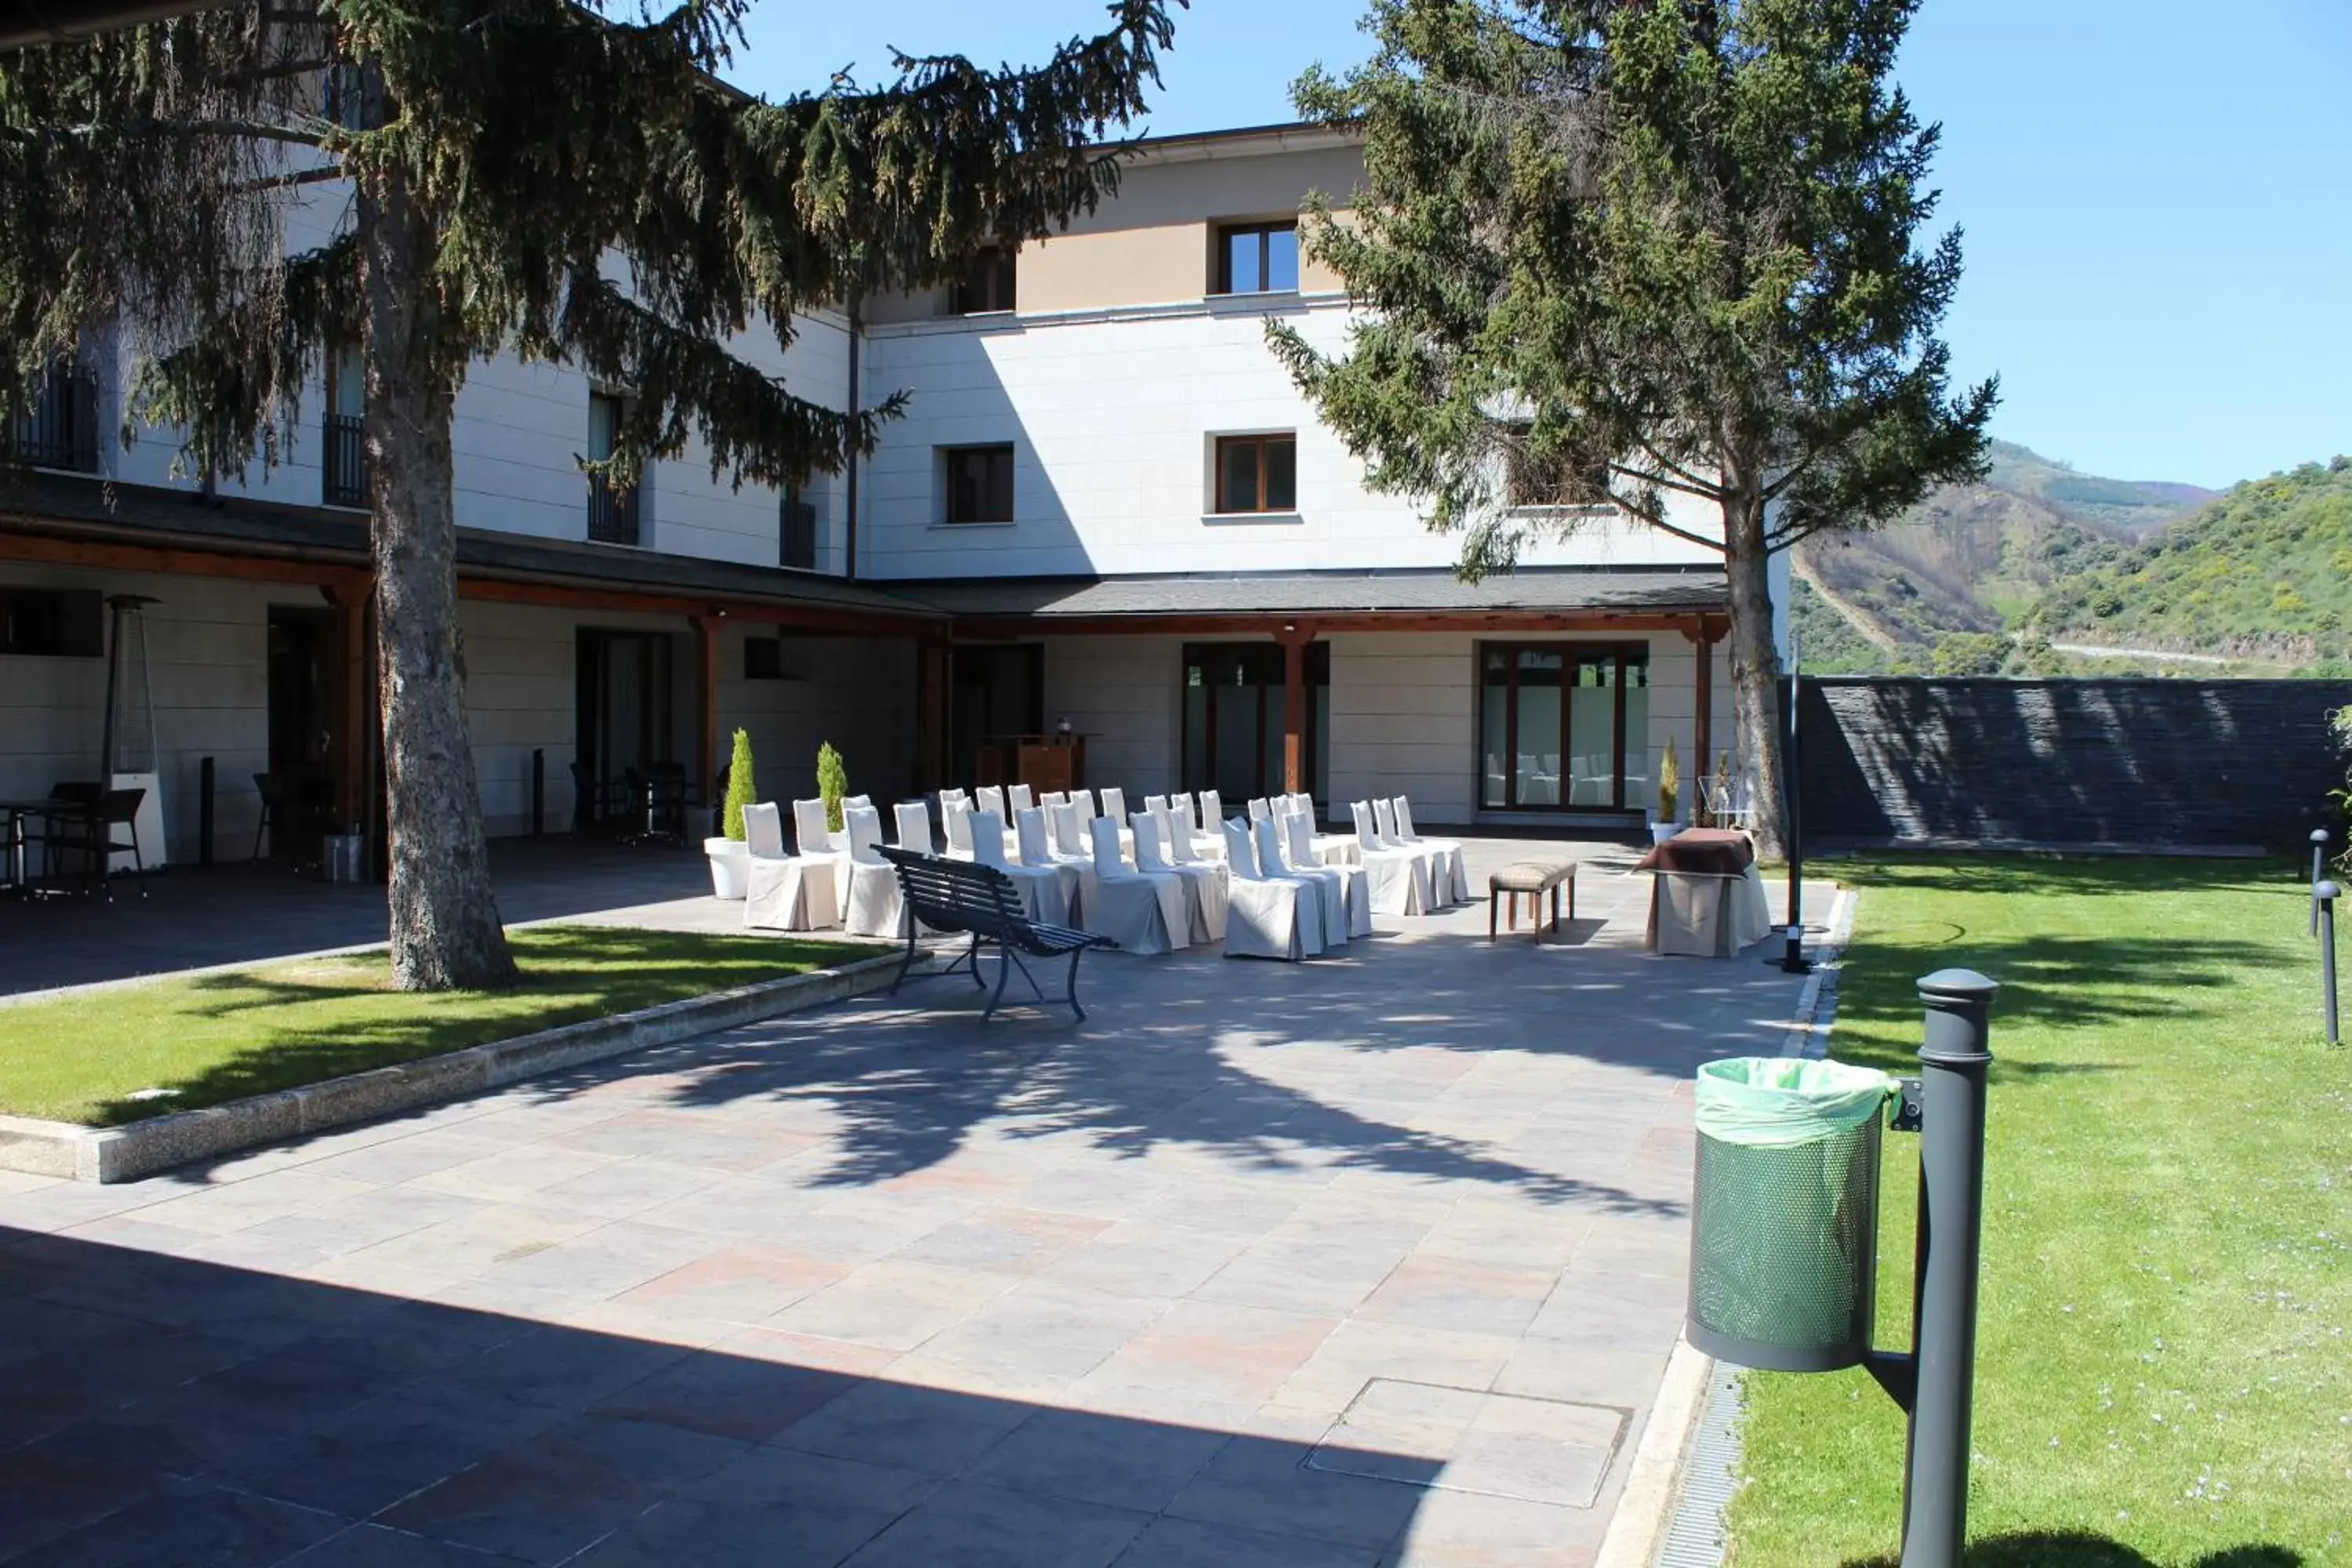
[726,0,2352,490]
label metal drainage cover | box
[1304,1378,1630,1510]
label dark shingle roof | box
[886,567,1728,619]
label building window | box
[586,390,641,546]
[1215,222,1299,295]
[942,444,1015,524]
[0,587,103,658]
[952,247,1017,315]
[322,343,368,510]
[780,485,818,569]
[1478,643,1651,811]
[1213,434,1297,514]
[9,359,100,474]
[744,635,810,681]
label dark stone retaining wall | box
[1794,677,2352,850]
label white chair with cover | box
[1257,815,1345,948]
[975,786,1020,858]
[974,808,1070,927]
[1070,789,1100,829]
[1247,797,1272,825]
[939,795,978,859]
[1098,786,1135,856]
[1372,797,1447,905]
[1288,793,1360,866]
[742,802,843,931]
[1185,789,1228,862]
[1017,807,1086,926]
[893,800,937,857]
[792,798,853,906]
[1152,803,1229,941]
[1047,799,1102,920]
[1221,817,1319,960]
[842,804,906,937]
[832,793,873,852]
[1007,783,1034,815]
[1284,808,1371,938]
[1349,799,1431,916]
[1084,816,1183,954]
[1392,796,1470,905]
[1041,790,1069,813]
[1134,809,1222,943]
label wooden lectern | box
[975,732,1086,797]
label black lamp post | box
[1777,615,1811,974]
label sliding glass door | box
[1181,643,1329,804]
[1478,643,1650,811]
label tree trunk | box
[1722,489,1788,862]
[358,163,518,991]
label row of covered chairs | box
[737,783,1467,962]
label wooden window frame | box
[779,484,818,569]
[951,247,1018,315]
[942,443,1016,525]
[1214,221,1299,296]
[1475,640,1650,813]
[1212,434,1298,515]
[586,390,641,546]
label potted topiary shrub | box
[706,728,757,899]
[1652,738,1682,845]
[816,741,848,838]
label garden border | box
[0,950,913,1185]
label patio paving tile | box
[0,835,1820,1568]
[9,1482,347,1568]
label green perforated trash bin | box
[1686,1057,1896,1373]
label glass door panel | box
[1513,650,1563,806]
[1567,652,1617,806]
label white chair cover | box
[1285,809,1370,938]
[1045,800,1101,920]
[1145,793,1171,818]
[972,808,1070,927]
[976,785,1006,820]
[790,797,853,912]
[1015,807,1085,925]
[1247,797,1272,824]
[1071,789,1098,823]
[842,804,906,937]
[1349,799,1431,916]
[1007,783,1034,813]
[939,796,977,858]
[1371,797,1446,904]
[1042,790,1069,809]
[1096,786,1134,856]
[940,786,970,807]
[742,801,844,932]
[1191,790,1228,862]
[1287,792,1360,866]
[1258,815,1345,948]
[1392,797,1470,904]
[1084,816,1181,954]
[1134,809,1224,943]
[1220,817,1313,960]
[894,800,935,855]
[830,793,873,852]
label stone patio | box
[0,837,1820,1566]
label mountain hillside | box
[2034,457,2352,669]
[1796,441,2220,669]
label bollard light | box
[2313,829,2331,937]
[2318,880,2340,1046]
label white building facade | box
[0,122,1769,869]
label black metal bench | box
[877,846,1111,1021]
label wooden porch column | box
[1276,624,1315,795]
[918,641,949,792]
[692,612,723,804]
[322,572,372,833]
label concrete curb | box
[0,950,913,1185]
[1594,1335,1716,1568]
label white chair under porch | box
[741,801,842,932]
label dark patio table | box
[1633,827,1757,877]
[0,798,85,894]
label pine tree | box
[721,728,757,842]
[0,0,1177,985]
[1271,0,1994,854]
[815,741,847,834]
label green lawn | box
[0,925,871,1127]
[1730,858,2350,1568]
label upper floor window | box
[322,343,368,510]
[1215,222,1299,296]
[586,390,641,546]
[942,443,1014,524]
[745,634,811,681]
[952,247,1017,315]
[780,483,818,569]
[8,358,100,474]
[1214,433,1297,514]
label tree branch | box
[236,164,345,194]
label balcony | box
[587,479,641,546]
[10,364,100,474]
[322,412,368,509]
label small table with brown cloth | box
[1635,829,1774,956]
[1487,858,1578,943]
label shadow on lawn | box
[84,927,863,1127]
[1842,1533,2300,1567]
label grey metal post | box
[1903,969,1998,1568]
[2318,881,2339,1046]
[2313,829,2330,936]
